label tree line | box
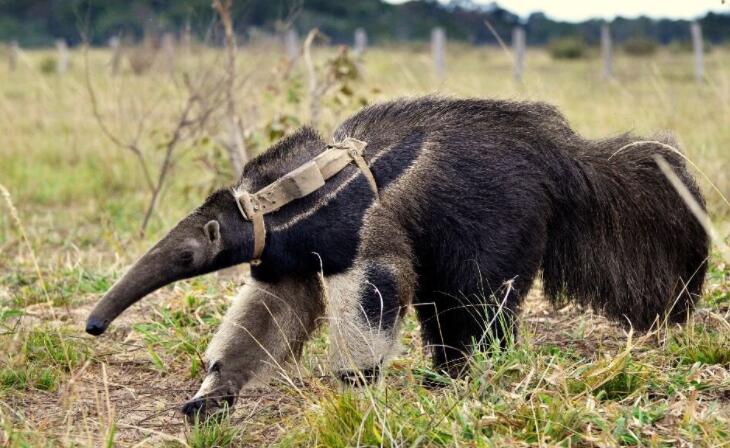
[1,0,729,47]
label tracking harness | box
[231,138,378,265]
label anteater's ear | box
[204,220,221,243]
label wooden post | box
[9,40,19,71]
[109,36,122,76]
[160,32,176,73]
[601,23,612,79]
[431,27,445,80]
[285,28,299,63]
[690,22,704,82]
[512,27,525,82]
[181,22,192,54]
[55,39,69,74]
[354,27,367,56]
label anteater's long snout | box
[85,248,170,336]
[85,315,109,335]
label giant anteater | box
[85,97,708,419]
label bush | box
[548,37,588,60]
[667,39,712,54]
[38,55,57,74]
[622,37,658,56]
[127,46,157,75]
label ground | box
[1,42,729,446]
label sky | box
[386,0,730,22]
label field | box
[1,41,729,446]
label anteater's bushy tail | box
[542,134,709,330]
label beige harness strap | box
[235,190,266,265]
[232,137,377,265]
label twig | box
[83,45,156,194]
[303,29,337,128]
[212,0,248,175]
[83,38,227,235]
[655,155,730,263]
[140,89,199,232]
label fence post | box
[56,39,69,74]
[354,28,367,56]
[431,27,445,80]
[285,29,299,63]
[160,32,176,73]
[690,22,704,82]
[512,27,525,82]
[9,40,19,71]
[181,22,192,54]
[109,36,122,76]
[601,23,612,79]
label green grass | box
[1,267,112,307]
[1,326,90,393]
[0,45,728,446]
[669,325,730,367]
[182,409,242,448]
[279,333,726,447]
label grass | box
[0,325,90,394]
[0,43,729,446]
[669,325,730,367]
[280,326,728,447]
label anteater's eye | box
[179,251,195,266]
[208,361,221,374]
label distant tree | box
[623,37,658,56]
[548,37,588,59]
[0,0,729,47]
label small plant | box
[622,37,658,56]
[668,325,730,367]
[186,407,240,448]
[127,46,156,75]
[310,392,382,447]
[704,261,729,309]
[23,327,89,371]
[568,353,652,401]
[1,327,88,393]
[667,39,713,54]
[38,55,57,74]
[513,392,588,444]
[548,37,588,60]
[1,366,55,391]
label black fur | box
[242,97,707,370]
[91,96,709,377]
[361,262,402,331]
[249,127,426,281]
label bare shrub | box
[127,45,157,75]
[622,37,658,56]
[548,37,588,60]
[38,55,57,74]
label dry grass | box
[1,43,729,446]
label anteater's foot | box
[181,393,235,423]
[337,365,381,386]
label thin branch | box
[83,45,156,193]
[140,91,199,233]
[304,29,336,128]
[212,0,248,174]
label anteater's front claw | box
[181,393,234,423]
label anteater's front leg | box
[182,276,323,420]
[327,211,416,384]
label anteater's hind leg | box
[182,276,323,420]
[414,250,541,379]
[327,209,416,385]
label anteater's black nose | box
[85,316,108,336]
